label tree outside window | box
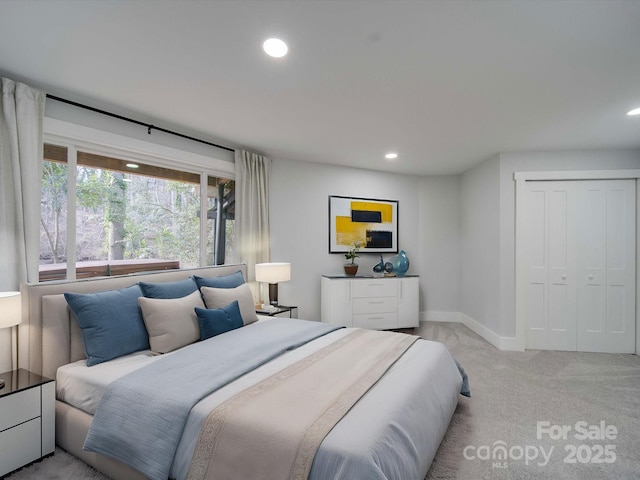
[39,144,234,281]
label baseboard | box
[457,312,500,348]
[496,335,522,351]
[421,310,522,351]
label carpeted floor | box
[421,322,640,480]
[6,322,640,480]
[5,449,108,480]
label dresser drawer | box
[0,388,40,432]
[351,280,396,298]
[0,418,41,476]
[353,297,397,314]
[353,313,398,330]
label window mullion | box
[66,145,78,280]
[200,172,207,267]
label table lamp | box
[255,263,291,307]
[0,291,21,389]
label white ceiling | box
[1,0,639,175]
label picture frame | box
[328,195,398,254]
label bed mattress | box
[57,323,462,480]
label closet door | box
[576,180,636,353]
[525,181,577,351]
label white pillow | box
[200,283,259,326]
[138,290,205,353]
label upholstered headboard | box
[19,264,247,379]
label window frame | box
[43,117,235,280]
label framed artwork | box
[328,195,398,253]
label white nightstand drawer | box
[0,388,40,432]
[353,313,398,330]
[0,417,41,476]
[351,280,396,298]
[353,297,397,314]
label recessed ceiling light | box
[263,38,288,58]
[385,153,398,160]
[627,107,640,116]
[126,163,139,169]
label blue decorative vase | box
[373,255,385,274]
[389,250,409,276]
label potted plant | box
[344,241,362,276]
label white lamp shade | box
[0,291,21,328]
[255,263,291,283]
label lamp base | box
[268,283,279,306]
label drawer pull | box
[368,317,385,320]
[368,301,384,304]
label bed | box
[20,264,466,480]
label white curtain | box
[234,150,270,301]
[0,78,45,372]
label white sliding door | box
[524,179,636,353]
[576,180,636,353]
[525,181,577,351]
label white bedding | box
[56,317,274,415]
[57,349,160,415]
[57,322,462,480]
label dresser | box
[321,275,419,329]
[0,369,55,477]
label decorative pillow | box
[139,277,198,299]
[200,283,259,325]
[64,285,149,366]
[138,290,205,354]
[194,271,245,289]
[195,301,244,340]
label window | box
[40,143,234,281]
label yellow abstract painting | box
[329,196,398,253]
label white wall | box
[459,155,501,333]
[418,175,460,315]
[45,99,235,164]
[269,159,462,322]
[269,158,422,321]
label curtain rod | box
[46,94,235,153]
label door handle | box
[588,275,594,280]
[561,275,567,280]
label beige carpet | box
[7,322,640,480]
[5,449,108,480]
[421,322,640,480]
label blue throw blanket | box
[83,318,342,480]
[455,357,471,397]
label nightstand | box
[0,369,55,477]
[256,305,298,318]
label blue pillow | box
[195,301,244,340]
[64,285,150,366]
[139,278,198,299]
[194,271,245,289]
